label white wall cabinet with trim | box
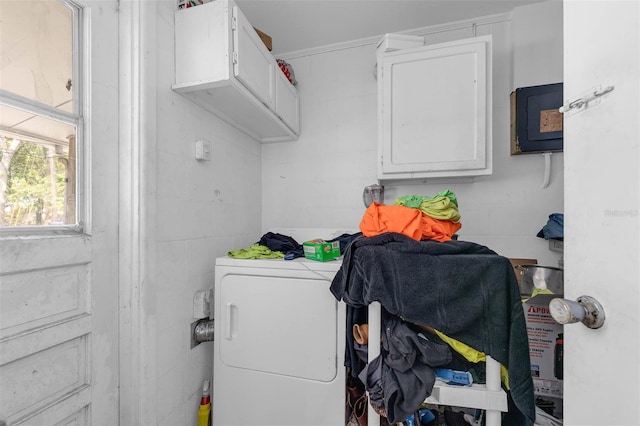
[173,0,299,142]
[377,35,492,181]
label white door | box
[563,1,639,425]
[0,1,120,425]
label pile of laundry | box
[227,231,360,260]
[360,190,461,242]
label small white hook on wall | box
[541,152,552,189]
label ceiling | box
[235,0,548,55]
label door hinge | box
[231,15,237,30]
[232,51,238,65]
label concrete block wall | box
[152,1,263,424]
[144,1,563,424]
[263,2,564,266]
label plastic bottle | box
[198,379,211,426]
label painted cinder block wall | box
[150,1,562,425]
[153,1,263,424]
[263,0,563,266]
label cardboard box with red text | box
[523,294,563,398]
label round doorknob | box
[549,295,605,329]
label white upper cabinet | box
[378,35,492,181]
[274,65,300,134]
[232,6,274,108]
[173,0,299,142]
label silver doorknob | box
[549,296,605,329]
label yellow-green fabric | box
[395,190,461,222]
[394,195,425,208]
[433,328,510,389]
[228,244,284,259]
[420,196,461,222]
[521,288,554,303]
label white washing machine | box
[213,254,346,425]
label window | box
[0,0,82,229]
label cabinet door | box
[274,68,300,133]
[232,6,274,108]
[379,36,491,179]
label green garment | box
[396,189,458,207]
[395,189,461,222]
[420,196,461,222]
[394,195,426,208]
[228,244,285,259]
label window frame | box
[0,0,85,236]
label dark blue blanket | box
[330,233,535,425]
